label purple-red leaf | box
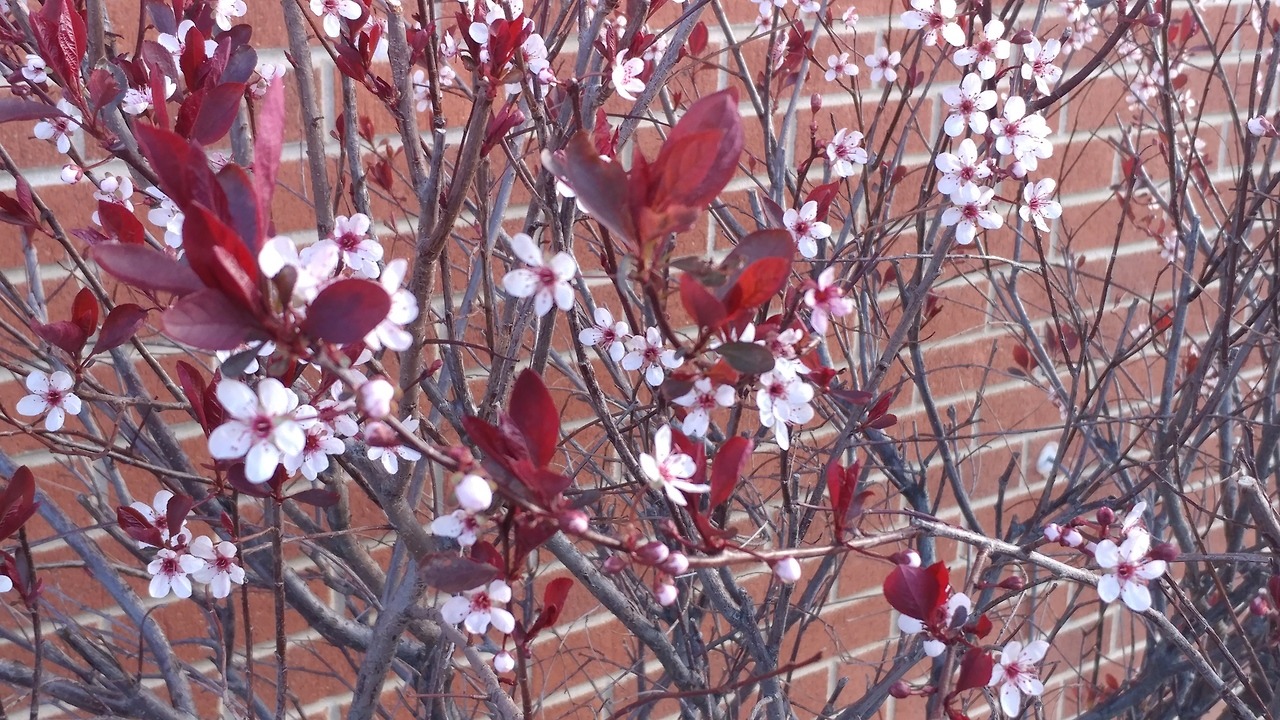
[90,304,148,355]
[90,243,205,296]
[679,273,727,331]
[542,133,636,244]
[0,99,70,124]
[71,288,98,337]
[419,554,501,593]
[96,201,146,245]
[883,562,948,623]
[717,342,775,375]
[163,288,265,350]
[955,649,995,693]
[508,369,559,468]
[289,488,340,507]
[116,505,163,547]
[0,467,38,541]
[30,0,86,101]
[709,436,752,509]
[133,123,222,212]
[216,163,261,253]
[175,360,208,431]
[300,279,391,345]
[164,493,193,536]
[252,77,285,233]
[725,257,792,315]
[652,88,743,210]
[185,82,246,145]
[30,320,87,357]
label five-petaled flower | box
[207,379,311,483]
[865,46,900,86]
[784,200,833,258]
[825,53,858,82]
[430,474,492,547]
[935,138,991,199]
[366,417,423,473]
[579,306,630,362]
[17,370,82,432]
[756,370,814,451]
[942,183,1003,245]
[441,580,516,635]
[501,233,578,317]
[673,379,735,438]
[315,213,383,279]
[991,97,1053,174]
[953,19,1009,79]
[128,490,193,548]
[1020,178,1062,231]
[188,536,246,599]
[211,0,248,30]
[638,425,710,506]
[1021,38,1063,96]
[33,99,82,155]
[621,327,683,386]
[900,0,965,47]
[804,267,854,334]
[942,73,998,137]
[1095,527,1167,612]
[826,128,869,178]
[147,548,205,599]
[988,640,1049,717]
[309,0,362,38]
[21,54,48,84]
[611,50,646,101]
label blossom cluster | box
[133,492,246,600]
[1044,501,1172,613]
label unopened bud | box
[1043,523,1063,542]
[661,552,689,575]
[998,576,1026,591]
[1149,542,1179,562]
[1010,29,1034,44]
[634,541,670,566]
[361,421,399,447]
[602,555,628,573]
[357,377,395,418]
[454,474,492,513]
[1062,528,1085,548]
[773,556,802,584]
[1096,507,1116,527]
[889,680,912,699]
[1141,12,1164,27]
[1250,595,1272,617]
[810,93,822,114]
[654,582,678,606]
[493,651,515,673]
[60,163,83,184]
[558,508,589,534]
[889,550,922,567]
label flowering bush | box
[0,0,1278,718]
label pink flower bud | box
[362,421,399,447]
[60,164,83,184]
[889,680,912,699]
[1043,523,1063,542]
[1010,29,1034,44]
[634,541,670,566]
[1149,542,1179,562]
[661,552,689,575]
[999,576,1025,591]
[1096,507,1116,527]
[1061,528,1084,547]
[654,582,678,606]
[493,651,515,673]
[454,474,492,513]
[773,556,802,584]
[810,93,822,114]
[889,550,921,567]
[1140,12,1164,27]
[558,508,589,534]
[1250,595,1272,617]
[602,555,628,573]
[358,377,395,418]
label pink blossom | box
[941,183,1003,245]
[935,138,990,199]
[1019,178,1062,231]
[147,549,204,599]
[825,53,858,82]
[865,46,900,86]
[621,327,682,386]
[189,536,246,599]
[804,267,854,334]
[673,378,735,438]
[207,379,310,483]
[784,200,833,258]
[1095,528,1167,612]
[501,233,578,317]
[952,19,1009,79]
[900,0,964,48]
[579,306,630,362]
[128,491,193,548]
[441,580,515,635]
[639,426,710,506]
[1021,38,1063,96]
[826,128,868,178]
[988,640,1049,716]
[941,73,997,137]
[309,0,362,38]
[773,556,802,583]
[611,51,645,101]
[17,370,81,432]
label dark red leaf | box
[181,205,260,309]
[289,488,340,507]
[725,257,792,315]
[805,182,841,222]
[0,99,70,124]
[882,562,947,622]
[164,493,193,536]
[163,288,266,350]
[179,24,207,90]
[30,0,86,101]
[717,341,775,375]
[96,201,146,245]
[709,436,752,509]
[88,68,122,112]
[512,512,559,569]
[542,132,636,244]
[116,505,163,547]
[508,369,559,468]
[955,648,994,693]
[652,88,743,209]
[252,77,285,232]
[147,60,171,129]
[186,82,246,144]
[868,391,895,419]
[30,320,87,357]
[0,467,38,541]
[679,273,726,330]
[175,360,208,431]
[90,304,148,355]
[669,427,707,488]
[71,288,98,337]
[90,243,204,296]
[215,163,261,253]
[133,123,223,212]
[526,576,574,638]
[1011,344,1035,372]
[301,279,391,344]
[470,541,504,572]
[867,413,898,429]
[688,21,708,55]
[419,554,501,593]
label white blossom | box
[16,370,81,432]
[804,267,854,334]
[784,200,833,258]
[1019,178,1062,232]
[935,138,990,199]
[441,580,516,635]
[941,183,1003,245]
[128,490,193,548]
[991,97,1053,173]
[952,19,1009,79]
[865,46,900,86]
[310,0,362,38]
[147,549,204,599]
[315,213,383,279]
[941,73,997,137]
[366,417,422,473]
[189,536,246,598]
[639,425,709,506]
[988,640,1049,717]
[21,54,48,84]
[365,258,419,352]
[1021,38,1063,96]
[33,99,82,154]
[621,327,683,386]
[501,233,578,317]
[824,53,858,82]
[611,50,645,101]
[207,379,310,483]
[673,378,735,438]
[1095,528,1167,612]
[579,307,630,362]
[211,0,248,30]
[756,370,814,450]
[826,128,868,178]
[900,0,964,47]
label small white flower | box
[773,556,802,583]
[33,99,82,155]
[318,213,383,279]
[988,640,1049,717]
[826,128,868,178]
[441,580,516,635]
[365,258,419,352]
[1035,442,1058,477]
[941,183,1002,245]
[357,377,394,418]
[824,53,858,82]
[207,379,309,483]
[952,19,1009,79]
[211,0,248,30]
[865,46,900,86]
[128,490,193,548]
[784,200,833,258]
[309,0,362,38]
[91,174,135,225]
[0,574,11,593]
[1019,178,1062,232]
[286,421,345,480]
[145,187,185,248]
[21,54,48,84]
[60,164,83,184]
[1095,528,1167,612]
[119,87,153,115]
[1119,501,1148,536]
[188,536,246,598]
[991,97,1053,173]
[934,138,991,199]
[501,233,578,317]
[1021,38,1063,96]
[673,378,735,438]
[611,50,645,101]
[366,416,422,473]
[428,474,492,547]
[252,61,288,98]
[755,371,814,451]
[900,0,964,47]
[16,370,82,432]
[493,651,515,673]
[621,327,683,386]
[941,73,998,137]
[579,306,630,362]
[1247,115,1277,137]
[804,267,854,335]
[639,425,710,506]
[146,548,204,599]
